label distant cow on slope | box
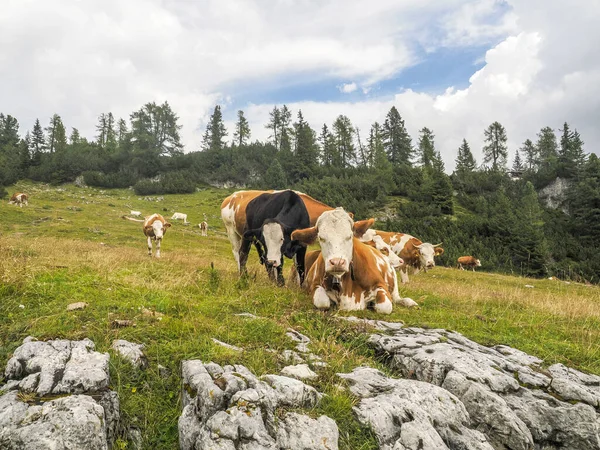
[199,221,208,236]
[171,212,189,224]
[144,214,172,258]
[458,256,481,271]
[130,210,142,217]
[9,192,28,207]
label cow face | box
[476,259,482,267]
[371,235,404,268]
[292,208,374,278]
[244,220,303,268]
[152,221,171,240]
[414,243,443,270]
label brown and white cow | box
[292,208,417,314]
[220,190,334,274]
[199,221,208,236]
[457,256,481,271]
[9,192,28,207]
[143,214,171,258]
[362,229,443,284]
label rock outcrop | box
[363,325,600,450]
[178,360,338,450]
[0,337,120,450]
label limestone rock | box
[66,302,88,311]
[280,364,318,381]
[211,338,243,352]
[111,339,148,369]
[178,360,337,450]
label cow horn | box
[433,243,443,247]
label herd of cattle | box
[7,189,482,314]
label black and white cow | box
[224,190,310,286]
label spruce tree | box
[46,114,66,153]
[19,132,31,175]
[512,149,524,172]
[70,128,81,145]
[332,115,355,168]
[520,139,537,170]
[265,106,281,150]
[201,105,227,152]
[232,110,251,146]
[279,105,293,153]
[418,127,436,168]
[482,121,508,171]
[319,124,337,167]
[382,106,413,166]
[264,159,287,189]
[369,122,390,171]
[536,126,558,175]
[558,122,586,179]
[131,101,183,156]
[117,119,128,147]
[293,110,318,179]
[455,139,476,173]
[31,118,46,155]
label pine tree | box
[418,127,436,168]
[201,105,227,152]
[264,158,287,189]
[96,113,107,147]
[293,110,318,179]
[355,128,368,167]
[279,105,293,153]
[117,119,128,147]
[131,101,183,156]
[70,128,81,145]
[232,110,251,146]
[520,139,537,170]
[382,106,413,166]
[455,139,477,173]
[45,114,66,153]
[105,112,117,151]
[319,124,338,167]
[0,114,19,148]
[482,121,508,171]
[368,122,390,171]
[512,149,524,172]
[332,115,355,168]
[265,106,281,150]
[558,122,586,179]
[536,126,558,174]
[31,119,46,155]
[19,132,31,175]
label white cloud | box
[1,0,598,169]
[339,82,358,94]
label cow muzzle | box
[266,259,280,268]
[326,258,349,276]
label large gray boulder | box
[366,325,600,450]
[0,337,120,450]
[178,360,338,450]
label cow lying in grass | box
[292,208,417,313]
[171,212,189,224]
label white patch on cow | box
[339,293,363,311]
[221,203,242,269]
[152,220,165,239]
[316,208,354,275]
[360,232,403,268]
[313,286,332,310]
[262,222,284,266]
[393,234,413,255]
[415,243,436,269]
[399,268,410,284]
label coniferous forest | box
[1,103,599,282]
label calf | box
[292,208,417,314]
[458,256,481,271]
[364,230,443,283]
[130,210,142,217]
[143,214,171,258]
[199,221,208,236]
[9,192,28,207]
[171,212,189,224]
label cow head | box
[414,243,443,271]
[476,259,482,267]
[147,220,171,240]
[292,208,374,278]
[244,219,304,268]
[369,235,404,268]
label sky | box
[1,0,599,172]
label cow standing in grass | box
[143,214,171,258]
[362,230,443,284]
[199,221,208,236]
[220,190,334,283]
[171,212,189,224]
[458,256,481,271]
[292,208,417,313]
[9,192,28,207]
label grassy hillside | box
[1,181,599,449]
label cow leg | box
[147,237,153,256]
[254,240,266,266]
[399,268,409,284]
[155,239,161,258]
[226,229,243,271]
[238,238,252,275]
[313,286,332,310]
[459,264,464,270]
[294,246,307,286]
[374,288,393,314]
[472,266,475,272]
[276,261,285,287]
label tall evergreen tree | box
[279,105,293,153]
[512,149,524,172]
[332,115,356,168]
[455,139,477,173]
[292,110,318,179]
[482,121,508,171]
[417,127,436,168]
[31,118,46,155]
[19,132,31,175]
[368,122,390,171]
[96,113,108,147]
[201,105,227,152]
[69,128,82,145]
[536,126,558,174]
[520,139,537,170]
[131,101,183,156]
[264,158,287,188]
[45,114,67,153]
[0,114,20,148]
[319,124,338,167]
[382,106,413,166]
[105,112,117,151]
[558,122,586,179]
[232,110,251,147]
[265,106,281,150]
[117,118,128,147]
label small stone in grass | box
[67,302,88,311]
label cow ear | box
[348,212,355,220]
[291,227,318,245]
[353,218,375,238]
[363,240,377,248]
[164,222,172,228]
[435,247,444,256]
